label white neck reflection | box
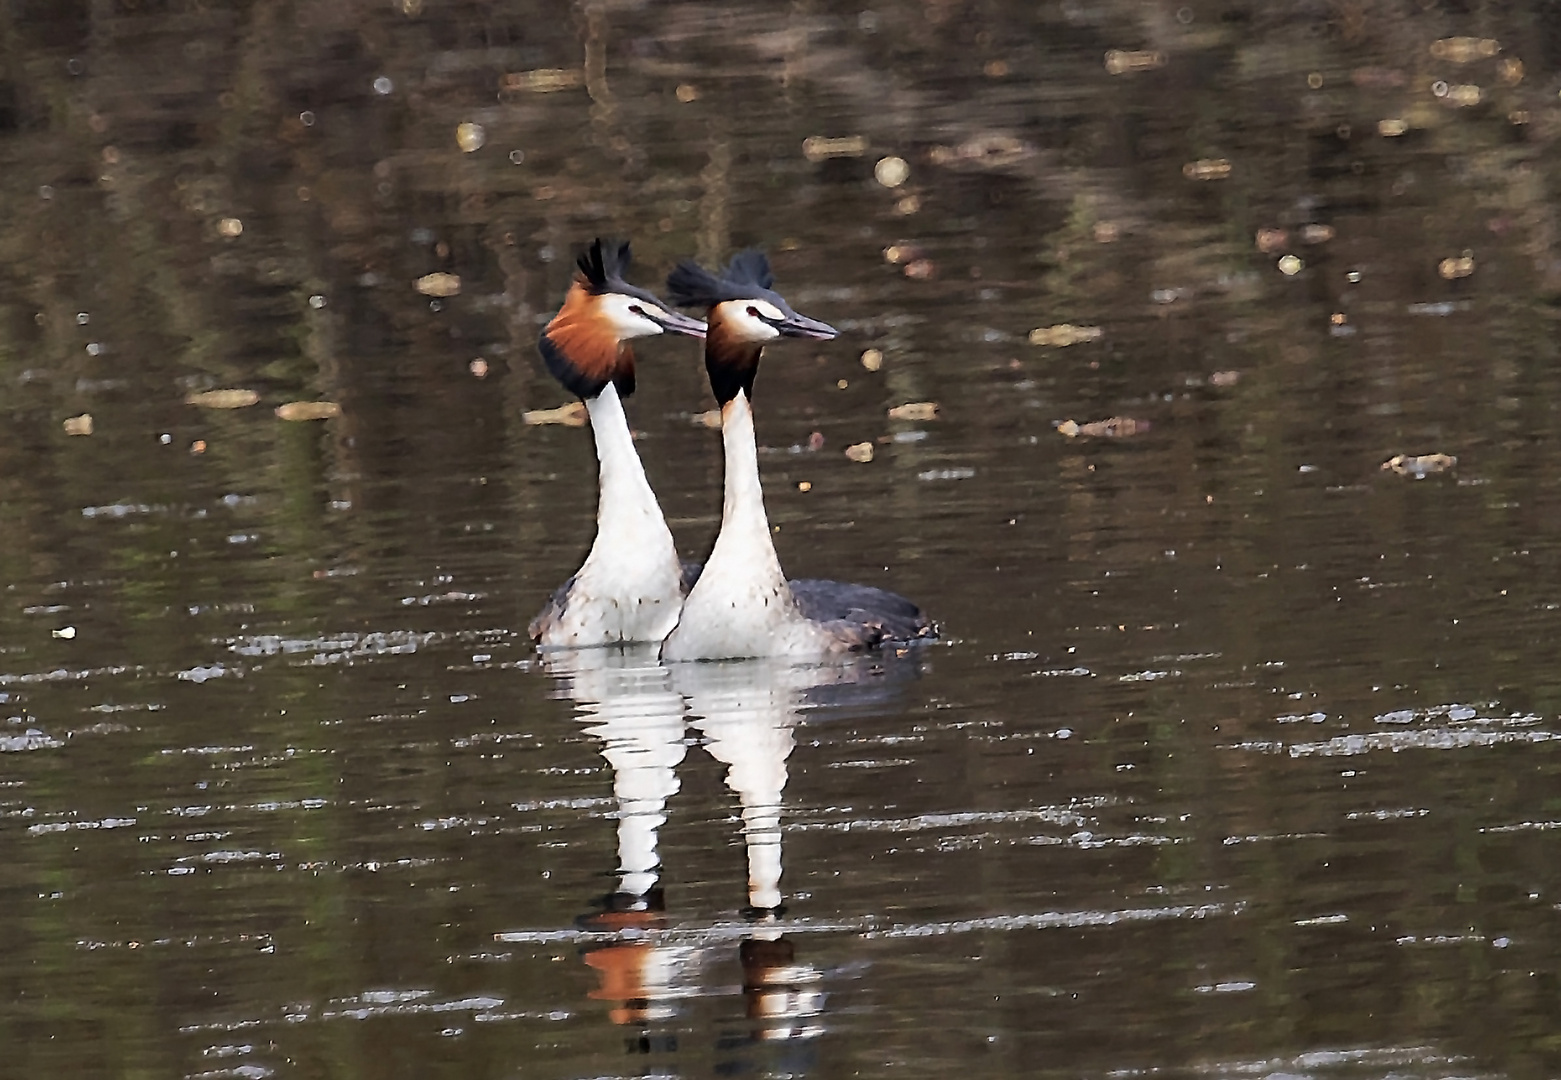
[541,649,918,1048]
[543,645,687,901]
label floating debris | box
[796,481,812,492]
[1255,228,1288,253]
[874,156,910,188]
[1058,417,1149,438]
[860,348,884,371]
[1183,158,1231,181]
[416,272,462,297]
[1382,453,1456,478]
[190,440,207,454]
[1431,81,1482,106]
[1299,224,1335,244]
[802,135,867,162]
[275,401,341,422]
[902,258,936,281]
[1498,58,1524,85]
[1378,118,1409,137]
[217,217,243,238]
[675,83,699,103]
[501,69,583,93]
[1430,37,1499,63]
[844,442,875,463]
[469,359,489,378]
[1438,252,1475,280]
[1278,255,1304,276]
[927,133,1031,169]
[1209,370,1241,387]
[1028,324,1102,347]
[1105,49,1165,75]
[63,413,93,436]
[524,402,587,427]
[185,389,260,409]
[456,122,486,153]
[52,626,76,639]
[888,402,939,421]
[883,243,924,265]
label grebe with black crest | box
[528,238,707,649]
[658,250,935,661]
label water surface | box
[4,3,1561,1078]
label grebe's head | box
[539,238,707,400]
[665,249,838,404]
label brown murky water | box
[6,3,1561,1078]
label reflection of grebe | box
[545,646,700,1034]
[676,657,827,1064]
[672,658,803,914]
[659,251,936,661]
[528,239,707,649]
[544,646,687,906]
[544,650,841,1061]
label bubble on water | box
[373,76,394,95]
[874,156,909,188]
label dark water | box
[6,2,1561,1077]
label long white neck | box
[586,385,666,545]
[661,391,830,661]
[539,384,685,648]
[715,392,787,583]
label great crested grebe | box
[528,239,708,649]
[659,250,935,661]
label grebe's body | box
[527,239,707,649]
[658,251,935,662]
[667,390,837,659]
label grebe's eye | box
[746,306,761,318]
[628,304,645,316]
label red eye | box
[747,306,761,317]
[629,304,645,315]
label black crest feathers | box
[724,249,774,290]
[665,249,775,308]
[665,260,730,309]
[576,238,633,294]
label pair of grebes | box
[528,239,935,660]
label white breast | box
[540,385,686,648]
[661,391,833,661]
